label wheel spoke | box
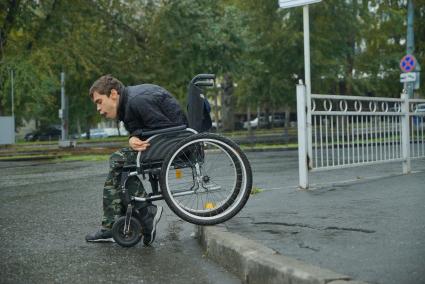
[162,134,252,225]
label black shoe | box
[141,205,163,246]
[85,228,115,243]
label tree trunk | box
[247,105,252,135]
[214,91,220,132]
[221,73,234,131]
[256,105,260,129]
[76,117,81,134]
[284,105,291,145]
[116,120,121,136]
[264,107,271,129]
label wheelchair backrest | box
[187,74,215,133]
[139,129,195,164]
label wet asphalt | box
[2,150,425,284]
[0,160,240,284]
[227,150,425,284]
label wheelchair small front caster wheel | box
[112,216,142,247]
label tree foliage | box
[0,0,423,133]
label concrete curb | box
[198,225,367,284]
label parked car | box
[243,114,285,129]
[273,114,285,127]
[243,117,258,129]
[103,127,129,136]
[415,103,425,113]
[25,126,61,141]
[413,103,425,127]
[80,128,109,139]
[80,127,129,139]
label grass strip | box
[56,154,109,162]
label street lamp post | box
[10,69,14,117]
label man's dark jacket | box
[118,84,187,137]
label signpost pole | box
[303,5,313,169]
[278,0,323,185]
[406,0,414,98]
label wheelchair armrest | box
[135,125,187,138]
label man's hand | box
[129,136,150,151]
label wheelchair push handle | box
[190,74,215,87]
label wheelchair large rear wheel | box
[160,133,252,225]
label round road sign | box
[400,54,417,73]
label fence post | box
[401,93,411,174]
[297,84,309,189]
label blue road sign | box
[400,54,417,73]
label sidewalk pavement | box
[198,151,425,284]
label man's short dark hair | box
[89,75,124,99]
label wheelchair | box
[112,74,252,247]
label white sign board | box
[400,72,416,83]
[0,116,15,145]
[279,0,322,9]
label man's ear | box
[110,89,119,100]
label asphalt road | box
[2,150,424,284]
[0,160,240,284]
[227,150,425,284]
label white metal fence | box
[296,84,425,189]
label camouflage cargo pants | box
[102,148,147,229]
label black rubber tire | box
[184,144,243,217]
[160,133,252,225]
[112,216,142,247]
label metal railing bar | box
[361,116,365,163]
[380,117,383,161]
[356,116,360,163]
[331,116,335,166]
[398,116,401,158]
[342,116,345,165]
[367,117,373,162]
[421,117,425,156]
[337,116,340,165]
[311,111,403,116]
[320,117,323,167]
[366,117,370,162]
[411,156,425,161]
[311,94,402,102]
[347,116,351,164]
[351,116,355,164]
[410,116,414,157]
[416,118,419,158]
[391,116,395,159]
[326,116,329,167]
[393,116,396,159]
[409,99,425,103]
[311,158,404,171]
[383,117,386,160]
[375,117,378,162]
[314,115,318,168]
